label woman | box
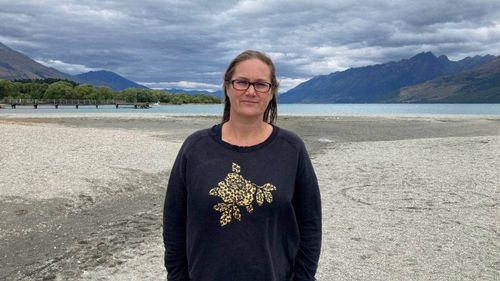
[163,50,321,281]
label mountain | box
[395,56,500,103]
[75,70,148,91]
[166,88,223,98]
[0,42,76,81]
[0,42,146,91]
[279,52,496,103]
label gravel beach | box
[1,112,499,280]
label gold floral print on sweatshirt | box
[209,163,277,226]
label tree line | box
[0,79,221,104]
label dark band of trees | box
[0,79,221,104]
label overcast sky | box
[1,0,499,91]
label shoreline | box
[1,114,499,280]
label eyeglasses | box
[229,79,272,93]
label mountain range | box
[0,42,75,81]
[395,56,500,103]
[75,70,147,91]
[166,88,223,98]
[1,41,499,102]
[0,42,146,91]
[279,52,499,103]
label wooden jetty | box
[1,99,151,109]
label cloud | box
[1,0,500,91]
[35,58,98,75]
[139,81,221,91]
[0,35,44,49]
[277,77,309,92]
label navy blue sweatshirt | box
[163,124,321,281]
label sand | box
[0,112,499,280]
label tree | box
[24,83,48,99]
[2,80,221,104]
[0,80,17,99]
[136,89,152,102]
[158,92,172,103]
[116,88,138,102]
[96,86,114,101]
[74,84,96,100]
[43,81,75,99]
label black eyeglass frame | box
[227,79,273,93]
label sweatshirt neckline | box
[210,123,278,153]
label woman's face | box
[226,58,273,121]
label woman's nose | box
[245,84,257,96]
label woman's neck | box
[222,118,273,147]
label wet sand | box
[0,113,499,280]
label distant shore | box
[1,113,499,280]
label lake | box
[2,103,500,116]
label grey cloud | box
[1,0,499,89]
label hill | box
[279,52,496,103]
[0,42,76,81]
[0,42,146,91]
[166,88,223,98]
[395,56,500,103]
[75,70,148,91]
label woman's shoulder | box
[183,126,214,147]
[274,125,307,151]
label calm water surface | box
[2,104,500,116]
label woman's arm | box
[163,149,190,281]
[292,146,322,281]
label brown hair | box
[222,50,278,124]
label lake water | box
[2,103,500,116]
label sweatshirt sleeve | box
[163,146,190,281]
[292,145,322,281]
